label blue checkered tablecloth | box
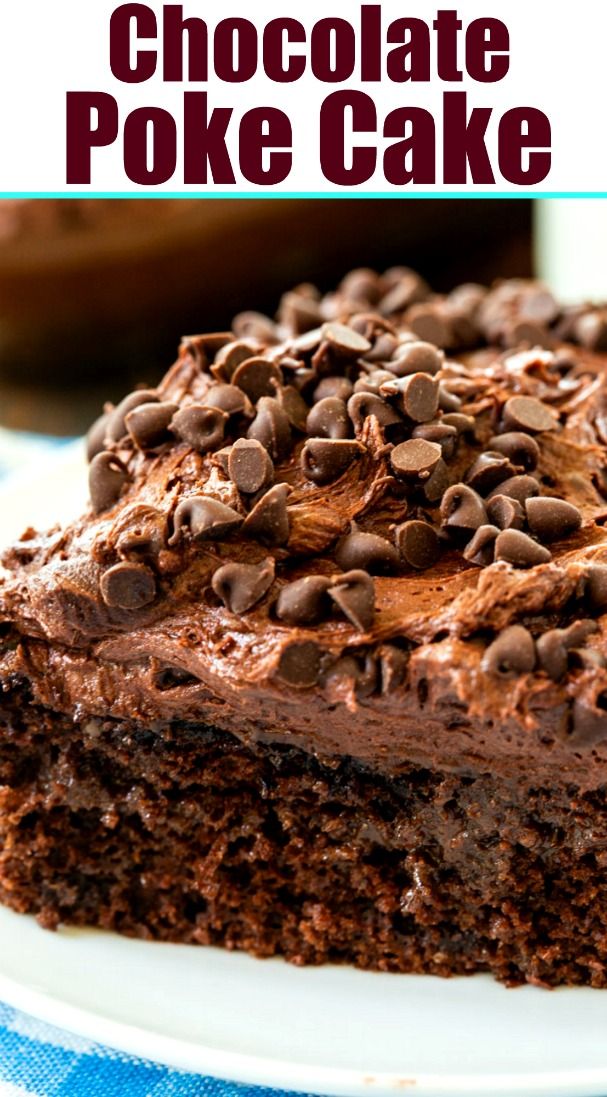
[0,431,311,1097]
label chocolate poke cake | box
[3,268,607,987]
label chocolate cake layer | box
[3,267,607,984]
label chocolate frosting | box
[4,271,607,788]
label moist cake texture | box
[3,268,607,985]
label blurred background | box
[0,197,593,437]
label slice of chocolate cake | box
[3,269,607,986]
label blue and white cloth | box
[0,431,309,1097]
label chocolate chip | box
[100,562,156,610]
[321,322,372,357]
[243,484,290,546]
[276,386,310,433]
[86,411,110,462]
[437,384,463,413]
[525,496,582,542]
[494,529,552,567]
[247,397,292,461]
[487,432,540,472]
[335,530,399,574]
[115,505,167,559]
[486,495,525,531]
[465,452,514,494]
[570,648,606,671]
[347,392,402,433]
[329,569,375,630]
[385,341,444,377]
[353,370,395,396]
[390,439,442,482]
[574,309,607,352]
[313,376,354,403]
[502,395,557,434]
[440,484,487,533]
[171,405,228,454]
[395,520,440,569]
[89,452,129,514]
[212,339,260,380]
[275,576,332,625]
[487,475,541,504]
[407,302,455,348]
[570,697,607,747]
[231,357,283,402]
[412,421,458,460]
[536,630,568,681]
[276,640,322,688]
[562,619,599,648]
[169,496,243,543]
[301,439,365,485]
[125,401,179,449]
[586,564,607,609]
[232,311,277,343]
[441,412,476,435]
[228,438,274,494]
[462,524,499,567]
[422,458,450,502]
[278,290,323,334]
[378,274,429,315]
[364,332,398,362]
[211,557,275,614]
[381,373,440,423]
[204,384,253,418]
[306,397,351,440]
[481,625,536,677]
[106,390,159,443]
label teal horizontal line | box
[1,191,607,199]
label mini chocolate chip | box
[441,412,476,435]
[275,576,332,625]
[380,372,440,423]
[395,520,440,569]
[335,530,399,574]
[306,397,351,440]
[125,401,179,449]
[243,484,290,546]
[422,457,450,502]
[100,562,156,610]
[437,384,462,413]
[481,625,536,677]
[106,390,159,443]
[169,496,243,544]
[212,557,275,614]
[231,357,283,402]
[301,438,365,485]
[502,395,557,434]
[276,386,310,433]
[276,640,322,688]
[465,451,515,494]
[586,564,607,609]
[525,496,582,542]
[86,411,110,462]
[321,321,372,356]
[407,302,455,348]
[228,438,274,494]
[347,392,402,433]
[390,439,442,482]
[89,452,129,514]
[462,524,499,567]
[412,421,458,460]
[171,405,228,454]
[204,384,253,418]
[212,339,260,380]
[488,431,540,471]
[247,397,292,461]
[329,569,375,630]
[313,376,354,403]
[494,529,552,567]
[440,483,487,533]
[386,341,444,377]
[486,494,525,531]
[536,630,568,681]
[487,475,541,504]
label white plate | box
[2,444,607,1097]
